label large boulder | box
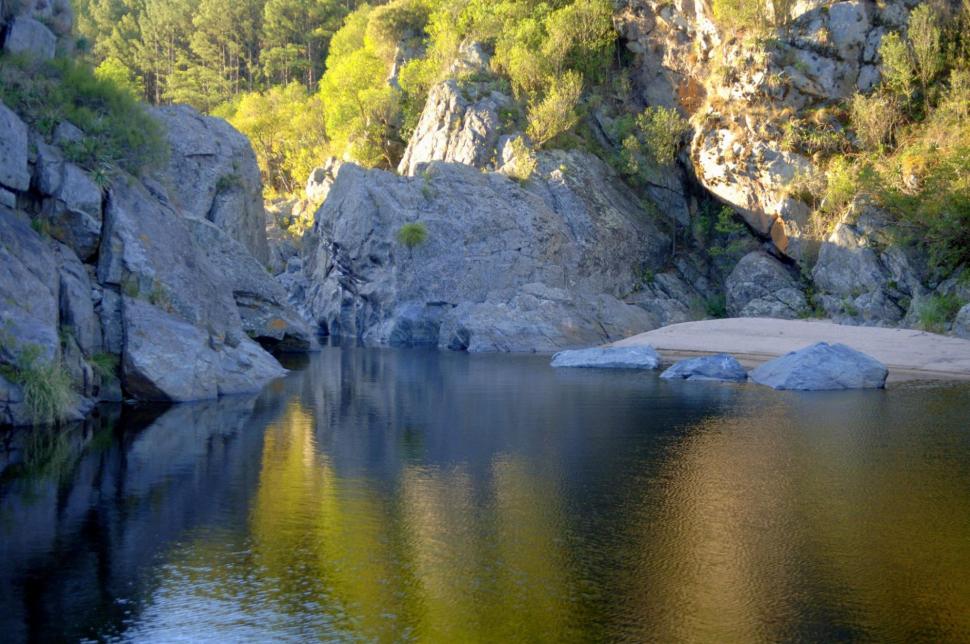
[0,102,30,192]
[151,105,269,263]
[551,345,662,369]
[186,217,315,352]
[750,342,888,390]
[2,17,56,60]
[726,251,809,318]
[121,297,285,402]
[398,79,510,177]
[298,151,672,351]
[660,354,748,382]
[98,179,285,400]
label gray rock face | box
[398,80,509,176]
[2,17,56,60]
[121,297,285,402]
[54,243,101,357]
[811,204,925,326]
[660,354,748,381]
[0,101,30,192]
[186,217,315,352]
[0,207,60,365]
[551,345,662,369]
[98,179,288,400]
[750,342,888,390]
[305,157,343,203]
[151,105,269,263]
[98,179,244,343]
[954,305,970,340]
[726,251,808,318]
[43,162,103,261]
[438,285,657,353]
[299,152,672,352]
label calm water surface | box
[1,347,969,642]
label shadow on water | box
[1,347,969,642]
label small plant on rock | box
[396,222,428,258]
[2,344,74,425]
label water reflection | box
[1,348,969,642]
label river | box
[2,347,969,642]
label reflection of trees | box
[613,389,970,642]
[247,400,579,640]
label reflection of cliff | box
[0,395,283,642]
[612,389,970,642]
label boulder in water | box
[661,354,748,382]
[551,345,661,370]
[750,342,888,390]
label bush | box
[505,136,537,182]
[850,91,903,150]
[3,345,75,425]
[0,54,166,177]
[908,4,945,92]
[879,32,916,99]
[526,70,583,147]
[636,106,689,167]
[822,156,858,216]
[919,293,963,333]
[396,222,428,256]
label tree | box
[908,4,945,93]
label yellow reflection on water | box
[249,402,578,641]
[618,403,970,643]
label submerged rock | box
[660,354,748,382]
[551,345,661,369]
[750,342,888,390]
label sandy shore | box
[612,318,970,383]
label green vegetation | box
[1,345,74,425]
[919,293,964,333]
[0,53,166,176]
[90,352,120,381]
[712,0,795,31]
[505,136,538,183]
[396,222,428,256]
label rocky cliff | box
[0,5,314,426]
[281,0,968,348]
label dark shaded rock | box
[54,243,101,357]
[661,354,748,382]
[186,217,315,352]
[750,342,888,390]
[726,251,809,319]
[0,101,30,192]
[43,162,102,261]
[0,207,60,364]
